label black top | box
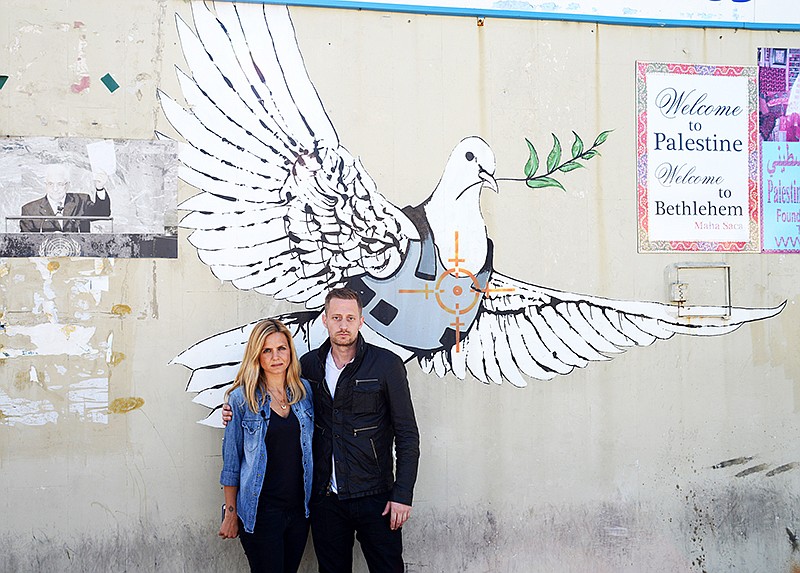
[257,408,304,514]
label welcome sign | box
[636,62,759,252]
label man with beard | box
[300,288,419,573]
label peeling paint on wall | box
[67,377,109,422]
[0,254,119,426]
[0,387,59,425]
[1,323,100,358]
[70,75,90,94]
[69,31,89,93]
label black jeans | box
[239,507,309,573]
[310,492,404,573]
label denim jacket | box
[220,379,314,534]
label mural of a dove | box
[159,1,784,426]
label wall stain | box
[685,488,708,573]
[150,261,159,319]
[735,463,770,478]
[109,352,126,367]
[47,261,60,272]
[712,456,754,469]
[788,527,800,573]
[767,463,799,477]
[787,527,799,552]
[14,370,31,390]
[108,397,144,414]
[111,304,132,316]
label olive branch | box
[501,130,612,191]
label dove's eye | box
[465,152,475,162]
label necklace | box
[267,389,288,410]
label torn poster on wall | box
[758,47,800,253]
[636,62,760,253]
[161,2,784,426]
[0,137,179,258]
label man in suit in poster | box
[19,163,111,233]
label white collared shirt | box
[325,350,352,493]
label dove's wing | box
[172,311,328,426]
[159,2,417,308]
[420,271,785,387]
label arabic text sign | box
[636,62,759,253]
[762,142,800,252]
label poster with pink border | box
[758,46,800,253]
[636,62,760,253]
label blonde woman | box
[219,319,313,573]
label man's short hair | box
[324,287,363,314]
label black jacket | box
[300,335,420,505]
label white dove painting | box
[159,1,784,427]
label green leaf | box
[546,134,562,173]
[571,132,584,158]
[582,149,600,160]
[524,138,539,178]
[558,161,584,172]
[526,176,565,191]
[593,129,613,147]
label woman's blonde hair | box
[225,319,305,413]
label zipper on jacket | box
[353,425,378,436]
[369,438,379,462]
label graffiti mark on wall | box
[160,2,784,426]
[712,455,800,478]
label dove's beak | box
[479,169,499,193]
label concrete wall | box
[2,1,799,571]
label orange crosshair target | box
[398,231,515,352]
[434,266,482,315]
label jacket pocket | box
[242,419,262,453]
[353,425,378,437]
[350,431,382,477]
[352,378,380,413]
[293,401,309,419]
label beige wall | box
[2,1,799,571]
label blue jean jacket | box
[220,379,314,534]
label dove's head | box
[434,137,497,205]
[424,137,496,271]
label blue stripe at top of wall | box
[217,0,800,31]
